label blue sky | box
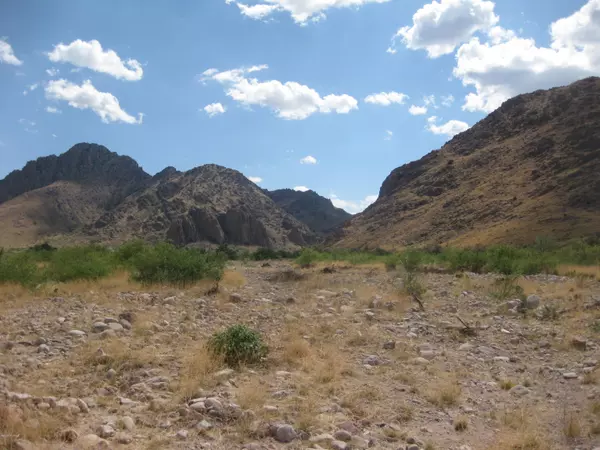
[0,0,597,212]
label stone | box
[99,329,117,339]
[116,432,133,444]
[410,357,430,365]
[119,311,136,323]
[79,434,110,449]
[213,368,234,380]
[334,429,352,441]
[120,416,135,431]
[338,421,360,434]
[459,343,473,351]
[509,385,531,397]
[93,322,109,332]
[525,295,540,309]
[76,398,89,413]
[420,349,436,360]
[37,344,50,353]
[196,419,213,430]
[69,330,86,337]
[60,429,79,443]
[176,429,189,440]
[571,337,588,351]
[331,441,348,450]
[120,319,132,330]
[563,372,578,379]
[494,356,510,363]
[205,398,223,410]
[107,368,117,379]
[96,424,116,438]
[407,446,420,450]
[230,293,243,303]
[108,322,124,332]
[363,355,382,366]
[190,401,206,412]
[274,424,297,443]
[383,341,396,350]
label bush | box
[130,242,225,286]
[207,324,268,367]
[115,239,148,263]
[489,276,524,300]
[0,250,38,287]
[398,250,423,272]
[44,245,114,282]
[216,243,240,261]
[402,271,426,298]
[296,248,320,267]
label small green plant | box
[489,275,525,301]
[398,250,423,272]
[0,250,38,287]
[500,379,515,390]
[591,320,600,333]
[207,324,268,367]
[296,248,319,267]
[402,271,426,298]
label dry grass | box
[176,342,223,400]
[454,415,468,431]
[0,403,74,444]
[425,378,461,408]
[557,264,600,279]
[235,378,268,411]
[563,412,582,438]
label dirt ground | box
[2,261,600,450]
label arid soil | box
[2,262,600,449]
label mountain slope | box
[90,165,316,248]
[266,188,352,233]
[334,77,600,249]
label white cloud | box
[384,130,393,140]
[455,0,600,112]
[294,185,310,192]
[300,155,317,164]
[441,94,455,107]
[203,102,226,117]
[391,0,498,57]
[52,134,57,138]
[46,67,59,76]
[45,79,143,124]
[228,0,390,24]
[409,104,428,115]
[0,38,23,65]
[364,91,409,106]
[329,193,377,214]
[426,116,469,137]
[248,176,263,183]
[46,106,61,114]
[18,118,35,127]
[237,2,281,19]
[48,39,143,81]
[204,65,357,120]
[22,83,38,95]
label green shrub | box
[0,250,38,287]
[207,324,268,367]
[489,276,524,300]
[296,248,320,267]
[130,242,225,286]
[402,271,426,298]
[115,239,148,263]
[44,245,114,282]
[216,243,240,260]
[398,250,423,272]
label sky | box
[0,0,597,213]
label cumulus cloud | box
[45,79,143,124]
[454,0,600,112]
[248,176,263,183]
[426,116,469,137]
[441,94,455,106]
[203,65,357,120]
[390,0,498,57]
[300,155,317,164]
[329,193,377,214]
[0,38,23,65]
[203,102,226,117]
[364,91,408,106]
[46,67,59,76]
[409,105,428,115]
[48,39,143,81]
[46,106,61,114]
[228,0,390,24]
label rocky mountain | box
[266,188,352,234]
[0,145,316,248]
[91,165,316,248]
[334,77,600,249]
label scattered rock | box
[176,429,189,440]
[525,295,540,309]
[509,385,531,397]
[96,424,116,438]
[79,434,110,449]
[563,372,578,379]
[334,429,352,441]
[571,337,588,351]
[273,424,297,443]
[60,429,79,443]
[383,340,396,350]
[120,416,135,431]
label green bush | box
[489,276,525,300]
[296,248,320,267]
[44,245,115,282]
[115,239,148,263]
[0,250,39,287]
[207,324,268,367]
[398,250,423,272]
[130,242,225,286]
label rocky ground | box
[2,262,600,449]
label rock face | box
[0,146,316,249]
[89,164,317,248]
[333,77,600,249]
[266,188,352,234]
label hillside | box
[334,77,600,249]
[0,145,317,249]
[266,188,352,233]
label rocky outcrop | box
[266,189,352,234]
[334,77,600,249]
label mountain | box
[266,188,352,233]
[333,77,600,249]
[0,145,316,249]
[90,165,316,248]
